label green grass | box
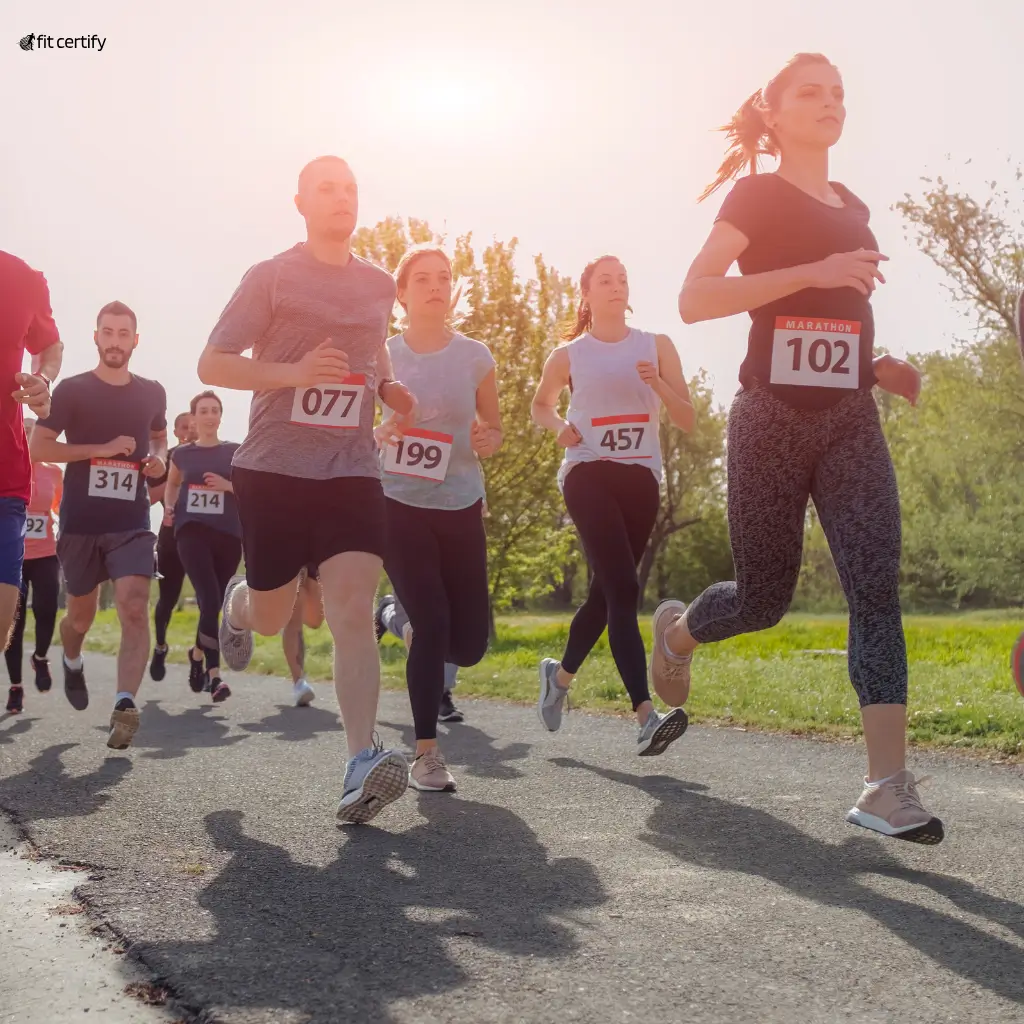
[85,608,1024,758]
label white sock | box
[114,691,134,706]
[865,773,896,788]
[63,654,83,670]
[661,634,690,662]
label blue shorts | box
[0,497,27,588]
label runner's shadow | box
[0,743,132,824]
[0,716,35,743]
[92,701,248,761]
[238,703,342,742]
[552,758,1024,1005]
[137,800,606,1023]
[378,719,530,780]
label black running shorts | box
[232,468,385,592]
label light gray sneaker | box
[292,678,315,707]
[219,574,253,672]
[336,742,409,825]
[538,658,570,732]
[636,706,689,757]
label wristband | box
[377,378,395,401]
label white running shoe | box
[336,742,409,825]
[293,678,315,707]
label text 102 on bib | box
[591,414,655,461]
[383,428,454,482]
[769,317,861,389]
[290,374,366,429]
[88,459,139,501]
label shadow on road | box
[238,703,342,742]
[378,719,531,780]
[0,715,35,743]
[0,743,132,824]
[139,797,606,1022]
[552,758,1024,1005]
[92,701,249,761]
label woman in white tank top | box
[531,255,696,757]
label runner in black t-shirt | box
[31,301,167,750]
[649,53,942,845]
[147,410,196,682]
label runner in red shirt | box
[0,251,63,654]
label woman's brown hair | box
[561,255,623,341]
[699,52,836,202]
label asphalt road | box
[1,654,1022,1024]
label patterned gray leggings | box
[686,384,907,707]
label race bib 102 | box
[187,485,224,515]
[383,428,454,482]
[290,375,366,429]
[590,414,656,461]
[770,317,861,389]
[88,459,139,501]
[25,515,48,540]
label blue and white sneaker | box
[336,741,409,825]
[636,706,689,757]
[537,658,570,732]
[219,574,253,672]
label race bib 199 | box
[770,317,861,389]
[590,414,656,461]
[187,485,224,515]
[88,459,139,501]
[290,375,366,429]
[25,515,48,540]
[383,428,454,482]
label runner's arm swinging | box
[650,335,695,432]
[531,348,574,436]
[472,368,503,458]
[143,429,168,479]
[163,461,184,523]
[29,425,131,465]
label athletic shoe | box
[6,686,23,714]
[636,706,689,757]
[537,658,570,732]
[293,678,315,707]
[438,690,464,723]
[63,659,89,711]
[219,575,253,672]
[211,678,231,704]
[149,644,168,682]
[202,675,213,693]
[845,770,945,845]
[1012,630,1024,699]
[31,655,52,692]
[107,698,139,750]
[410,749,457,792]
[649,600,692,705]
[188,650,206,693]
[336,742,409,825]
[374,595,393,645]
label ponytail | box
[699,52,835,202]
[561,300,592,341]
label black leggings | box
[4,555,60,685]
[154,525,185,648]
[175,522,242,671]
[560,461,660,710]
[384,498,489,741]
[686,385,906,707]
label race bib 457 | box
[590,414,656,461]
[88,459,139,501]
[770,318,861,389]
[290,375,366,429]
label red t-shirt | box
[0,251,60,502]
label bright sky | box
[5,0,1022,459]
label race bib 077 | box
[187,485,224,515]
[25,515,48,540]
[383,428,454,482]
[770,317,861,389]
[88,459,139,501]
[290,375,366,429]
[590,414,656,461]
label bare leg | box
[861,704,908,781]
[228,577,300,636]
[113,576,151,697]
[60,588,100,661]
[0,584,19,652]
[282,595,305,683]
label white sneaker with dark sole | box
[219,574,253,672]
[293,678,315,706]
[636,707,689,757]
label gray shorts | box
[57,529,157,598]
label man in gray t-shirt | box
[197,155,417,826]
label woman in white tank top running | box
[531,255,696,756]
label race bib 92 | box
[590,414,656,461]
[187,485,224,515]
[383,428,454,482]
[25,515,48,540]
[290,375,366,429]
[88,459,139,501]
[770,317,861,389]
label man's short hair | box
[96,300,137,333]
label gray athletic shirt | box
[207,244,396,480]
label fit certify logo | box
[19,33,107,52]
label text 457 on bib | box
[290,375,366,429]
[383,428,453,482]
[591,414,655,461]
[769,317,860,389]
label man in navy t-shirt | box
[32,301,167,750]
